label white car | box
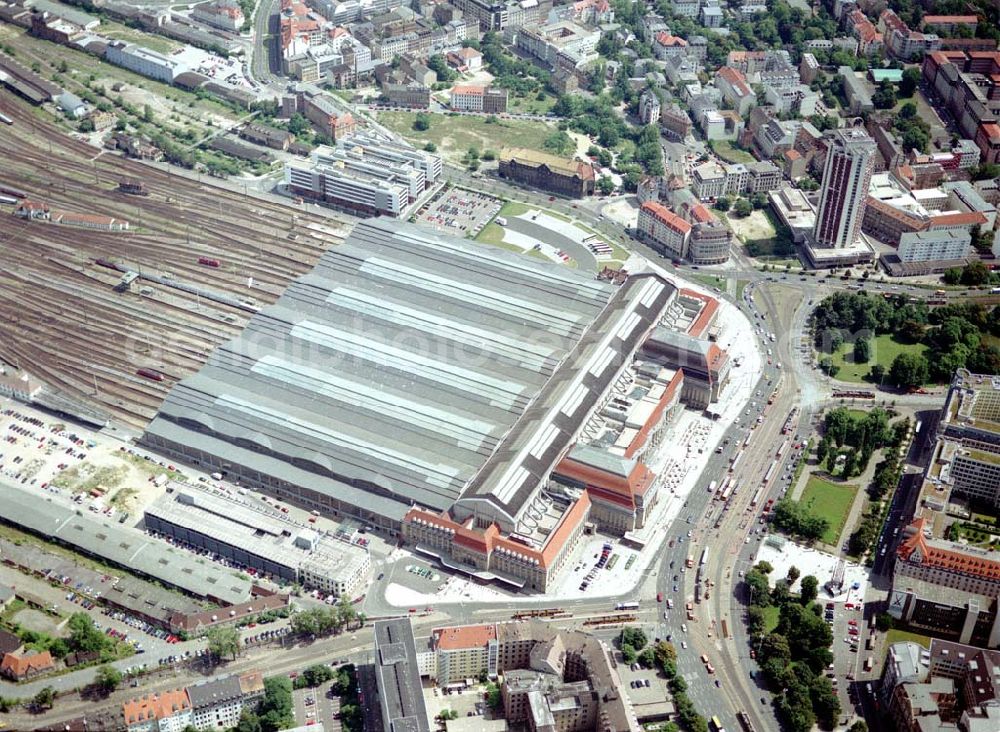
[681,624,688,633]
[681,641,688,649]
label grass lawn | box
[799,476,858,545]
[475,202,557,262]
[374,111,556,163]
[829,334,930,384]
[474,201,626,269]
[712,140,756,164]
[736,280,750,300]
[690,273,725,290]
[885,629,932,650]
[762,605,780,634]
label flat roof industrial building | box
[145,484,371,596]
[0,483,251,605]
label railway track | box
[0,93,353,429]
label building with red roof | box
[0,650,54,680]
[653,31,687,59]
[636,201,691,260]
[122,689,192,732]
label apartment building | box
[421,621,642,732]
[382,83,431,108]
[880,9,941,60]
[639,90,661,126]
[431,624,499,684]
[294,91,356,140]
[716,66,755,117]
[846,9,884,56]
[692,161,725,200]
[653,31,688,60]
[449,85,508,113]
[191,0,245,31]
[922,51,1000,165]
[636,200,691,259]
[686,205,733,265]
[122,689,192,732]
[187,674,263,730]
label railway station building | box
[141,220,727,592]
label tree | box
[335,595,357,630]
[872,81,897,109]
[621,627,648,650]
[597,175,615,195]
[818,356,839,378]
[621,644,638,664]
[715,196,731,212]
[301,663,334,688]
[876,613,894,631]
[259,676,294,732]
[426,54,456,82]
[972,163,1000,181]
[732,198,753,217]
[142,104,154,123]
[94,664,122,694]
[786,566,801,584]
[899,67,920,97]
[888,352,929,390]
[288,113,310,135]
[747,606,767,636]
[848,721,869,732]
[78,117,95,133]
[423,142,437,152]
[542,130,574,156]
[438,709,459,721]
[638,646,656,668]
[67,612,109,654]
[33,686,55,710]
[853,336,871,364]
[412,113,431,131]
[799,576,819,605]
[961,261,991,286]
[482,149,497,161]
[745,569,773,607]
[869,363,886,383]
[485,682,502,710]
[205,625,240,661]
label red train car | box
[136,368,164,382]
[198,257,220,268]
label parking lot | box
[293,679,341,731]
[825,599,870,713]
[416,188,502,237]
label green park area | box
[799,477,858,545]
[829,334,930,384]
[374,111,558,163]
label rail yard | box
[0,95,351,429]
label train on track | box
[136,368,164,382]
[118,178,148,196]
[0,112,12,126]
[0,184,27,199]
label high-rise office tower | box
[813,127,877,248]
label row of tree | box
[652,641,709,732]
[743,563,840,732]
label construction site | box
[0,94,351,430]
